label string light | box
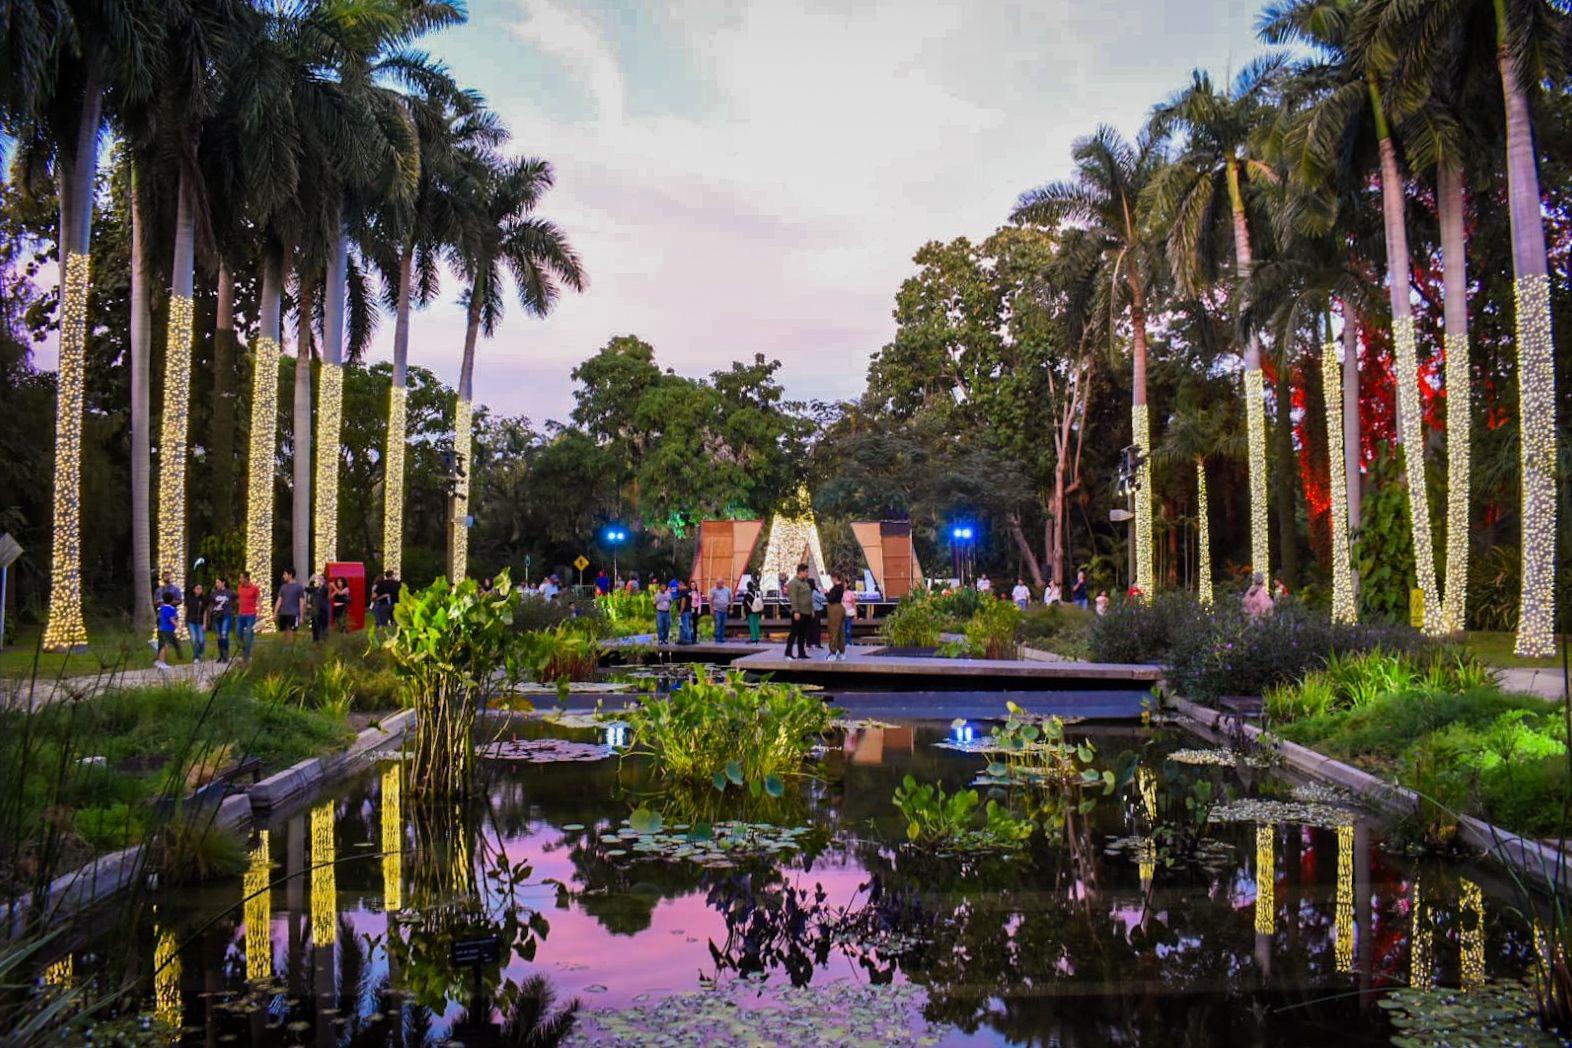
[1392,315,1442,634]
[1138,766,1158,821]
[1244,368,1270,578]
[449,397,473,579]
[450,801,473,896]
[1514,275,1557,658]
[382,385,407,578]
[1254,824,1274,936]
[762,486,829,586]
[1132,403,1154,597]
[1441,329,1471,634]
[1335,824,1354,972]
[382,765,402,913]
[153,924,181,1031]
[1196,461,1212,606]
[42,956,73,986]
[244,831,271,983]
[1409,877,1433,989]
[311,802,336,946]
[156,294,196,625]
[1137,835,1156,889]
[245,336,281,633]
[1459,877,1484,991]
[1322,341,1357,624]
[42,252,91,650]
[312,362,343,566]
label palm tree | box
[363,82,502,579]
[1155,396,1241,605]
[1364,0,1566,655]
[448,154,585,578]
[5,0,160,648]
[1013,126,1167,597]
[1147,57,1287,582]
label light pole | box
[950,524,975,586]
[603,526,628,584]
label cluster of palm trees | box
[3,0,585,644]
[1014,0,1563,658]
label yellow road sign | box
[573,555,589,572]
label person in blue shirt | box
[595,569,611,595]
[155,594,182,669]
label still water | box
[62,714,1547,1045]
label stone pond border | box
[6,709,414,938]
[1165,693,1570,892]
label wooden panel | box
[881,521,915,598]
[692,520,763,595]
[850,521,883,591]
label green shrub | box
[1087,593,1207,665]
[929,587,981,623]
[1403,710,1568,837]
[1019,603,1093,658]
[1264,648,1495,723]
[624,672,830,790]
[73,803,144,851]
[883,593,945,648]
[313,660,355,716]
[596,590,656,636]
[964,598,1022,659]
[515,626,604,683]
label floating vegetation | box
[1290,781,1360,807]
[540,710,632,731]
[478,739,612,763]
[831,717,900,732]
[1209,798,1357,828]
[1377,978,1558,1047]
[1166,747,1274,769]
[591,817,813,867]
[569,976,949,1046]
[1104,833,1235,873]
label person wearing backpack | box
[745,579,764,642]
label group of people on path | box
[153,567,402,670]
[782,564,858,661]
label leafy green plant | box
[313,659,355,717]
[1018,603,1093,658]
[883,593,945,647]
[623,672,830,792]
[891,775,1033,849]
[516,626,605,683]
[252,671,301,706]
[596,590,656,636]
[1264,648,1495,723]
[964,597,1022,659]
[1351,446,1416,622]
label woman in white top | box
[1044,580,1061,605]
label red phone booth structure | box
[324,561,367,632]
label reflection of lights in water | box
[604,723,629,749]
[1137,766,1157,821]
[153,924,181,1030]
[1460,878,1484,991]
[950,722,975,745]
[1137,836,1155,887]
[1254,825,1274,936]
[1335,824,1354,973]
[311,803,336,946]
[42,956,73,986]
[1409,878,1433,989]
[382,767,402,913]
[244,831,271,983]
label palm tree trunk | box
[1226,157,1271,578]
[1323,313,1356,623]
[1371,84,1442,633]
[42,77,102,650]
[129,165,154,632]
[1129,275,1155,597]
[450,293,481,579]
[1496,4,1557,658]
[1196,460,1213,605]
[211,263,238,533]
[157,169,197,615]
[1341,308,1362,532]
[313,229,348,567]
[1436,162,1472,634]
[244,248,285,631]
[382,245,414,578]
[1272,352,1300,589]
[293,274,314,579]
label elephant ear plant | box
[387,572,518,799]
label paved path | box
[1496,666,1568,701]
[2,659,234,710]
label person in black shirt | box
[209,578,234,662]
[307,574,330,642]
[184,583,210,662]
[371,570,400,628]
[329,577,352,632]
[824,575,847,661]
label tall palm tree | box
[1365,0,1566,654]
[1013,126,1168,597]
[448,154,585,578]
[1147,57,1287,582]
[5,0,160,648]
[1259,0,1444,632]
[363,82,502,579]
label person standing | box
[825,573,847,661]
[156,571,183,610]
[809,577,826,649]
[977,573,992,594]
[1011,578,1031,611]
[1044,579,1062,606]
[185,582,210,663]
[209,578,234,662]
[840,581,858,649]
[709,577,733,644]
[236,571,260,658]
[654,583,673,644]
[1095,590,1110,616]
[676,580,695,645]
[275,569,305,638]
[330,577,351,632]
[745,579,764,642]
[306,574,330,642]
[1070,569,1089,610]
[783,563,812,660]
[595,569,611,596]
[1243,572,1275,618]
[371,570,400,629]
[154,591,182,669]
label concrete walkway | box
[2,659,234,710]
[1496,666,1568,701]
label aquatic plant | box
[891,775,1034,850]
[881,593,945,648]
[622,672,830,792]
[595,589,656,636]
[963,597,1022,659]
[515,626,605,683]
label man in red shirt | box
[236,571,261,660]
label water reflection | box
[153,922,180,1031]
[1335,823,1354,973]
[243,830,271,983]
[381,765,402,912]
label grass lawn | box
[1464,630,1563,670]
[0,622,315,680]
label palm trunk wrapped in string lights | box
[1391,314,1442,633]
[155,294,196,616]
[312,361,344,565]
[1244,369,1270,578]
[1195,460,1212,606]
[1513,275,1556,656]
[381,385,408,578]
[1131,403,1154,597]
[448,397,473,580]
[42,252,92,650]
[244,336,281,632]
[1322,338,1357,624]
